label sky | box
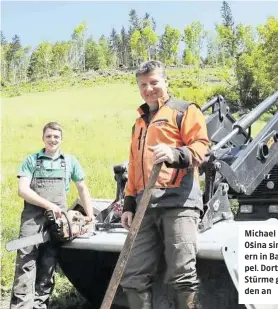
[1,1,278,50]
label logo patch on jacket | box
[152,119,169,127]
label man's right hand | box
[121,211,134,230]
[46,203,62,218]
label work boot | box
[176,290,197,309]
[125,289,152,309]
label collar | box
[137,93,170,116]
[37,148,65,160]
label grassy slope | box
[1,82,141,288]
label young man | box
[120,61,210,309]
[10,122,93,309]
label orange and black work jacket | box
[123,96,210,214]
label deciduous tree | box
[158,25,181,65]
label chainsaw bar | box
[6,230,50,252]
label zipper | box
[172,169,180,185]
[141,125,148,188]
[138,128,143,151]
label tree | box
[128,11,159,65]
[1,34,32,83]
[143,12,156,31]
[109,28,122,67]
[0,31,8,82]
[129,9,141,31]
[4,35,24,83]
[158,25,181,65]
[85,37,106,70]
[109,27,117,54]
[206,31,220,66]
[216,24,236,64]
[99,35,114,68]
[258,16,278,87]
[130,29,145,65]
[141,24,158,60]
[10,35,21,54]
[120,27,130,66]
[51,41,71,75]
[235,17,278,108]
[28,41,53,79]
[70,21,87,72]
[236,24,256,54]
[13,45,31,83]
[221,1,234,28]
[0,31,7,46]
[183,21,207,65]
[129,22,158,64]
[216,1,237,64]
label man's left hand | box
[84,216,93,223]
[84,216,96,235]
[150,144,174,164]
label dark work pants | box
[10,207,58,309]
[120,207,200,293]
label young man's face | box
[43,128,62,154]
[137,69,168,108]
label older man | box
[120,60,210,309]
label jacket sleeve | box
[166,104,210,168]
[123,126,137,213]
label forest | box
[1,2,277,110]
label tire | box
[58,248,119,307]
[197,259,245,309]
[58,249,244,309]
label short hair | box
[135,60,167,79]
[43,122,63,137]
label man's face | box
[43,128,62,154]
[137,69,168,108]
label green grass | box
[1,82,141,290]
[252,118,268,136]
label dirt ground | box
[0,296,126,309]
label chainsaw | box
[6,209,92,252]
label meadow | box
[1,82,141,283]
[0,69,268,306]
